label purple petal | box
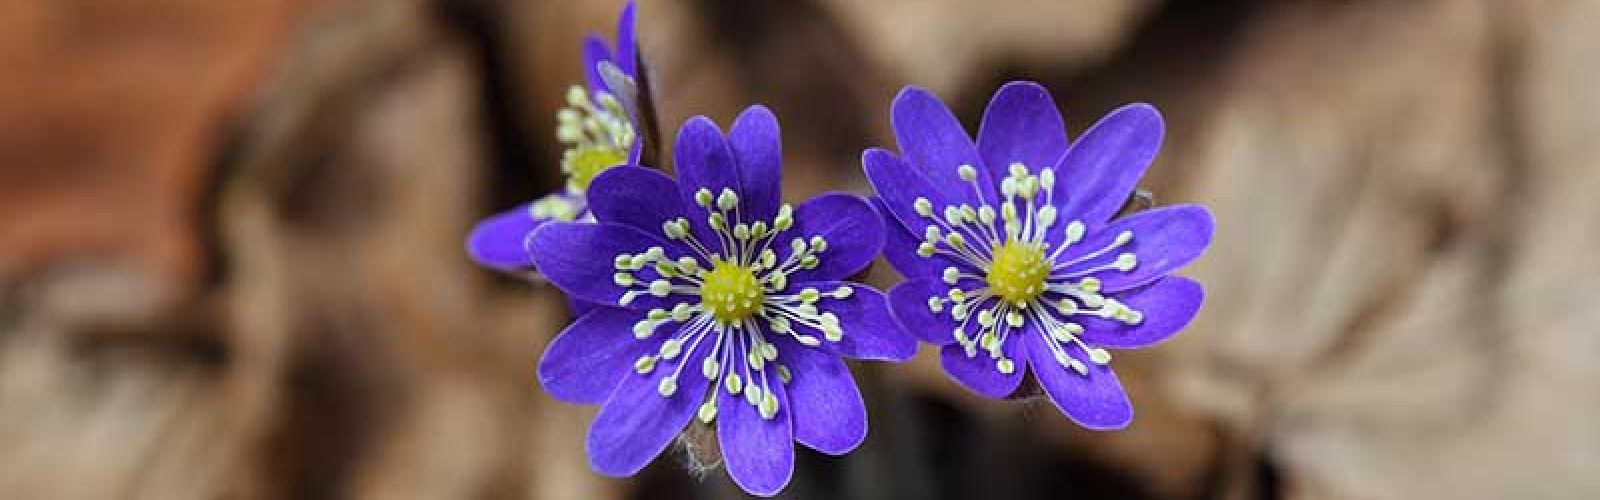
[568,296,602,319]
[861,148,982,281]
[773,336,866,455]
[673,116,741,246]
[587,166,686,236]
[891,86,991,190]
[538,307,651,404]
[1056,204,1213,292]
[872,197,960,280]
[1023,332,1132,430]
[718,359,794,497]
[466,201,558,272]
[977,81,1069,182]
[582,34,613,95]
[613,0,638,77]
[860,148,927,229]
[728,105,783,223]
[783,193,882,283]
[527,222,689,310]
[938,319,1026,399]
[587,323,714,477]
[790,282,916,362]
[1079,276,1202,349]
[886,279,959,345]
[1053,103,1165,227]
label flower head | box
[866,82,1213,430]
[466,0,642,274]
[528,105,916,496]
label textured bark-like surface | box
[1169,2,1600,498]
[2,0,1598,498]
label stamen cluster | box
[912,163,1143,376]
[609,187,848,422]
[529,86,641,223]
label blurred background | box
[2,0,1597,498]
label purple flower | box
[466,0,642,274]
[866,82,1213,430]
[528,105,916,496]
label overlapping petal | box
[1024,333,1133,430]
[527,222,688,310]
[1079,277,1202,349]
[1055,204,1213,292]
[718,365,793,497]
[613,0,638,76]
[939,317,1028,399]
[871,197,963,281]
[1052,103,1165,228]
[538,307,653,404]
[465,202,546,272]
[674,116,743,245]
[891,87,991,190]
[863,148,941,231]
[886,278,960,345]
[977,81,1069,182]
[582,35,613,95]
[568,295,602,319]
[587,166,686,236]
[788,282,916,361]
[862,148,985,279]
[782,193,882,283]
[586,324,713,476]
[728,105,784,223]
[774,336,867,455]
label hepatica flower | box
[528,106,915,496]
[867,82,1213,429]
[467,0,642,273]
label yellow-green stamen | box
[555,84,636,197]
[910,162,1146,376]
[701,260,762,324]
[609,185,849,422]
[986,240,1049,305]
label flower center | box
[987,239,1049,305]
[701,259,763,324]
[610,186,852,423]
[557,85,636,194]
[565,146,629,191]
[907,162,1150,376]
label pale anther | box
[957,164,978,181]
[717,188,739,211]
[697,400,717,423]
[1088,348,1112,365]
[634,355,657,374]
[1008,162,1028,178]
[996,358,1016,374]
[942,267,962,284]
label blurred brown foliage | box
[1,0,1597,499]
